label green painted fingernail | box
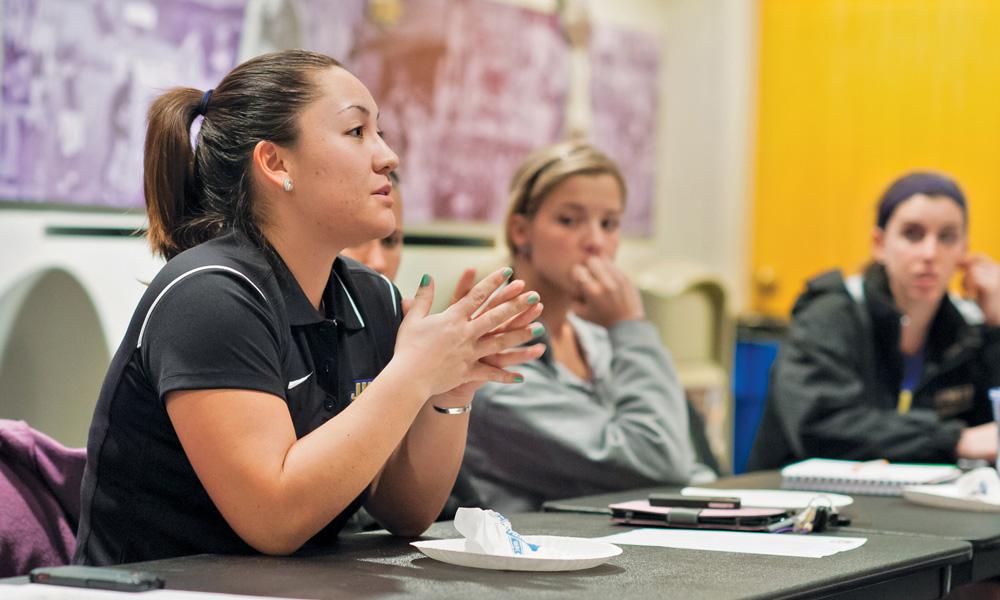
[527,292,540,305]
[531,323,545,337]
[502,267,513,278]
[514,375,524,383]
[420,274,431,287]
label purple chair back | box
[0,419,87,577]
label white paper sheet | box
[0,584,304,600]
[594,529,866,558]
[681,487,854,509]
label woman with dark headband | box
[73,50,545,565]
[750,171,1000,470]
[459,141,715,514]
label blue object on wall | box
[732,340,780,474]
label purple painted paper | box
[345,0,569,224]
[590,23,660,236]
[2,0,659,236]
[0,0,244,208]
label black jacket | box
[749,263,1000,470]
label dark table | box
[3,512,966,600]
[542,470,1000,586]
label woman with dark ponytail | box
[74,50,545,565]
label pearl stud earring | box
[282,178,294,192]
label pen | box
[766,515,798,533]
[851,459,888,472]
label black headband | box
[876,171,966,229]
[519,146,583,211]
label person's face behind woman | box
[271,66,399,251]
[341,186,404,279]
[872,193,968,308]
[512,173,624,297]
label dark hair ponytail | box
[144,88,212,259]
[143,50,342,259]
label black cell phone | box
[648,493,741,509]
[30,565,165,592]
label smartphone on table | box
[648,492,741,509]
[30,565,164,592]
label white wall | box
[0,210,161,352]
[504,0,758,312]
[0,209,162,443]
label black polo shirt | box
[74,230,401,566]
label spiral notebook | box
[780,458,961,497]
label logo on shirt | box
[352,378,374,401]
[287,372,313,390]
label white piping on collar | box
[379,273,398,316]
[846,273,984,325]
[950,293,985,325]
[334,272,365,328]
[844,274,865,304]
[137,265,266,348]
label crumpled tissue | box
[956,467,1000,502]
[453,507,541,557]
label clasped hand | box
[393,268,545,404]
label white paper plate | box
[682,487,854,509]
[903,484,1000,513]
[411,535,622,571]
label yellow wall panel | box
[752,0,1000,316]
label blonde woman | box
[460,141,715,514]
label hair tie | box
[196,89,214,117]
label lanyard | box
[897,348,925,414]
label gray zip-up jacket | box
[461,315,716,514]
